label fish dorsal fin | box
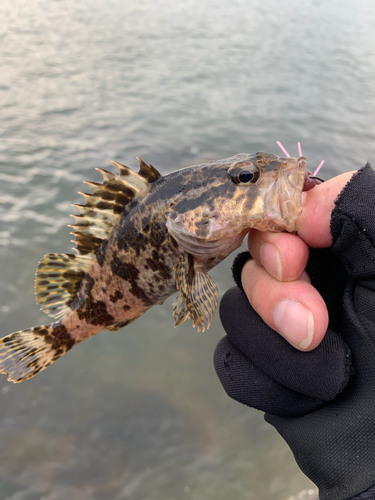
[137,157,161,183]
[35,253,92,318]
[35,159,161,319]
[70,159,161,255]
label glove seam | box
[336,343,353,397]
[331,165,366,215]
[347,483,375,500]
[331,163,375,248]
[320,479,375,499]
[331,211,375,274]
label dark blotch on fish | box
[111,257,154,306]
[109,290,123,303]
[78,296,114,326]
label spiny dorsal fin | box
[137,157,161,183]
[70,159,161,256]
[35,253,91,319]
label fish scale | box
[0,152,313,383]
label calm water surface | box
[1,0,375,498]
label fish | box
[0,152,316,383]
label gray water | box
[1,0,375,498]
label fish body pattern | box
[0,152,307,382]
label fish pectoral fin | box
[174,252,219,332]
[172,293,189,327]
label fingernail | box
[273,300,314,350]
[260,243,282,281]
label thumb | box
[297,171,356,248]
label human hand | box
[241,170,355,351]
[214,165,375,499]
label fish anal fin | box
[106,321,131,332]
[35,253,91,319]
[174,252,219,332]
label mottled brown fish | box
[0,152,314,383]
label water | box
[1,0,375,498]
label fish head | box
[166,152,307,257]
[222,152,307,233]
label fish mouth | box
[249,156,306,233]
[269,156,307,232]
[254,157,324,233]
[277,157,325,230]
[303,170,324,191]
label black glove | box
[214,164,375,500]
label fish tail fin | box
[0,323,75,383]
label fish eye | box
[229,163,260,186]
[238,170,254,183]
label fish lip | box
[277,156,306,192]
[280,155,306,195]
[297,156,308,192]
[267,156,306,232]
